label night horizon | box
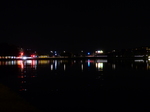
[1,2,150,111]
[1,1,150,53]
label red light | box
[20,52,24,56]
[31,54,35,57]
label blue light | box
[88,52,90,55]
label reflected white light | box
[96,62,103,71]
[64,64,66,71]
[11,61,14,65]
[134,60,144,62]
[0,60,18,66]
[131,64,133,68]
[55,60,57,70]
[51,64,53,70]
[112,64,116,69]
[81,64,83,71]
[96,63,98,68]
[97,59,107,63]
[26,60,32,64]
[147,63,149,70]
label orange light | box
[20,52,24,56]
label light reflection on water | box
[1,59,150,71]
[1,59,150,92]
[1,59,150,111]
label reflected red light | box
[31,76,36,78]
[18,76,24,78]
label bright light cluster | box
[95,50,103,54]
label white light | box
[51,64,53,70]
[96,62,103,71]
[22,56,27,60]
[81,64,83,71]
[64,64,66,71]
[95,50,103,54]
[97,59,107,63]
[26,60,32,64]
[134,60,144,62]
[112,64,116,69]
[55,60,57,70]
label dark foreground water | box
[0,59,150,111]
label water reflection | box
[38,60,49,64]
[1,59,150,71]
[1,59,150,111]
[88,59,90,67]
[81,64,84,71]
[0,60,17,65]
[54,60,57,70]
[64,64,66,71]
[17,60,38,92]
[112,64,116,70]
[134,59,144,62]
[95,60,107,71]
[96,62,103,71]
[50,64,53,70]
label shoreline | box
[0,57,148,60]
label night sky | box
[1,1,150,52]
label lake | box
[0,59,150,111]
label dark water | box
[0,59,150,111]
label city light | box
[95,50,103,54]
[22,56,27,60]
[20,52,24,56]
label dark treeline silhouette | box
[107,46,150,58]
[60,51,73,58]
[0,43,20,56]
